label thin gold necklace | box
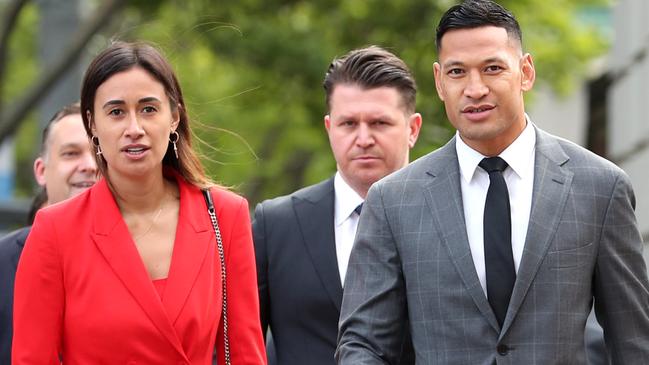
[132,199,165,241]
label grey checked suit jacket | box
[336,126,649,364]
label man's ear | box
[407,113,423,148]
[521,53,536,92]
[433,62,446,101]
[33,157,47,187]
[324,115,331,132]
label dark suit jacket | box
[254,178,414,365]
[253,178,341,365]
[586,309,608,365]
[0,226,29,364]
[12,175,266,364]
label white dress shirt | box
[333,172,364,285]
[456,120,536,296]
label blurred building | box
[0,0,82,232]
[608,0,649,259]
[531,1,649,264]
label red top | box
[153,278,167,299]
[13,173,267,365]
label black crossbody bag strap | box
[202,189,230,365]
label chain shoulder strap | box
[202,189,230,365]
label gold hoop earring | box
[169,131,179,159]
[91,136,102,156]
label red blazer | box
[13,174,266,364]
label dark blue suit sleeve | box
[252,203,270,337]
[0,227,29,365]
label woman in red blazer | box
[13,42,267,364]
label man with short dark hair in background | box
[0,102,98,363]
[253,46,422,365]
[337,1,649,364]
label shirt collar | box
[334,172,364,226]
[456,115,536,183]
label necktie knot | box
[479,157,508,174]
[354,203,363,216]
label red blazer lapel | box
[89,179,188,361]
[162,179,213,324]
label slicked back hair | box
[323,46,417,114]
[436,0,522,53]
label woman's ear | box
[171,103,181,130]
[86,110,96,135]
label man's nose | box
[79,150,98,175]
[463,70,489,99]
[355,123,375,148]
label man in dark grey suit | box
[0,103,97,363]
[336,1,649,364]
[253,46,422,365]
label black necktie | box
[354,203,363,216]
[479,157,515,327]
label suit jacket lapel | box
[423,139,500,332]
[501,128,573,336]
[293,178,343,312]
[162,178,212,325]
[89,179,188,360]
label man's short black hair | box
[436,0,522,52]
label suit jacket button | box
[496,344,509,355]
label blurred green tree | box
[0,0,610,205]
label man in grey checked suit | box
[336,1,649,364]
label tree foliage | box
[1,0,610,205]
